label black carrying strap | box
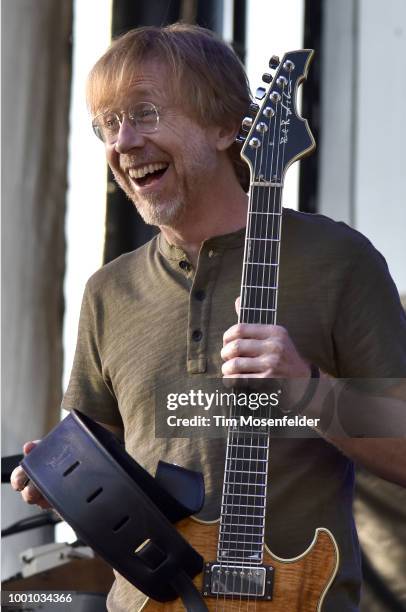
[171,572,209,611]
[21,410,207,604]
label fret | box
[224,490,266,496]
[246,225,281,241]
[223,494,267,501]
[243,261,278,266]
[222,470,266,476]
[242,284,278,289]
[227,457,268,463]
[247,210,282,215]
[221,513,265,519]
[229,430,270,436]
[242,266,278,291]
[247,237,280,242]
[251,181,283,187]
[217,556,263,563]
[227,444,268,449]
[219,534,264,542]
[220,525,264,533]
[219,541,263,548]
[222,504,266,509]
[245,238,280,263]
[249,186,282,214]
[224,481,266,487]
[240,307,276,312]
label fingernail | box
[17,478,30,491]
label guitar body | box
[140,516,339,611]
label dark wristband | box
[286,363,320,415]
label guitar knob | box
[241,117,253,131]
[283,59,295,72]
[269,55,280,69]
[249,102,260,114]
[255,87,266,100]
[235,135,246,145]
[263,106,275,118]
[276,76,288,88]
[262,73,273,84]
[249,137,261,149]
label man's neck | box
[160,177,248,267]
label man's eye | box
[133,109,156,121]
[103,115,119,130]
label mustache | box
[120,155,168,171]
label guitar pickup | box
[202,563,274,600]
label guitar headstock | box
[239,50,315,186]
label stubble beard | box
[113,173,185,227]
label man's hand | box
[221,298,310,379]
[10,440,51,509]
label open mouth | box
[129,162,169,188]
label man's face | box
[103,60,224,227]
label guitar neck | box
[240,185,283,326]
[217,184,283,565]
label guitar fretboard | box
[217,185,283,565]
[240,186,282,326]
[218,427,270,565]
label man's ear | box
[213,123,240,151]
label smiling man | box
[11,23,406,612]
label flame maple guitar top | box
[140,516,339,611]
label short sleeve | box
[61,280,123,427]
[332,240,406,379]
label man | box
[12,23,406,611]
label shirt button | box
[192,329,203,342]
[194,289,206,301]
[179,260,191,271]
[208,250,215,258]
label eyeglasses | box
[92,101,160,143]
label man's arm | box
[221,318,406,488]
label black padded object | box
[21,409,207,606]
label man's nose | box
[114,116,146,154]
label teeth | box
[129,162,168,179]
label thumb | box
[23,440,40,455]
[235,296,241,316]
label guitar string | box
[238,150,260,610]
[217,63,292,609]
[250,87,281,611]
[239,142,263,612]
[244,90,276,612]
[244,88,280,609]
[242,82,280,610]
[217,169,258,611]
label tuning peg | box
[235,135,246,145]
[249,102,260,114]
[262,73,273,84]
[269,55,280,69]
[255,87,266,100]
[241,117,253,131]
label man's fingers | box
[10,439,50,508]
[223,323,276,344]
[10,466,29,492]
[23,440,40,455]
[21,481,49,507]
[221,339,263,361]
[222,355,276,376]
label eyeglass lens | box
[92,102,159,142]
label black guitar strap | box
[171,572,209,611]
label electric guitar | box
[141,50,339,611]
